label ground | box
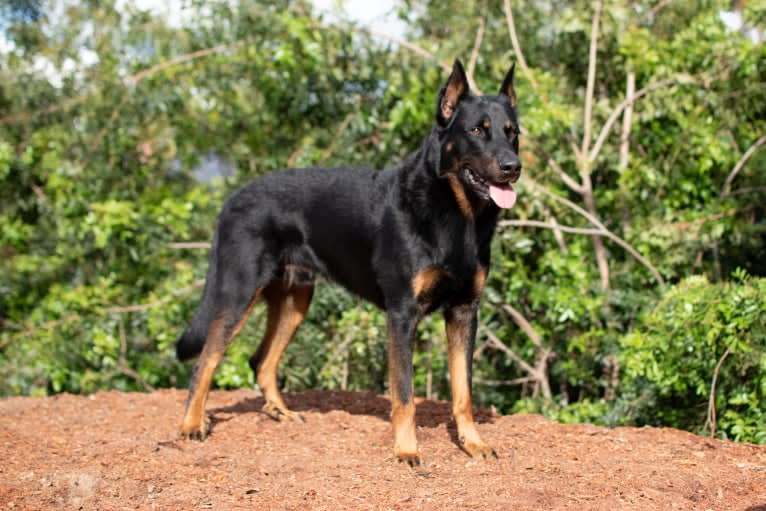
[1,388,765,510]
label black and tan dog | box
[176,59,522,465]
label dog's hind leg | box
[179,288,262,440]
[249,280,313,422]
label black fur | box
[176,59,522,462]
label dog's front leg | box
[386,306,421,466]
[444,304,497,459]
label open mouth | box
[462,167,517,209]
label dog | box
[176,59,521,466]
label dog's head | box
[435,59,521,210]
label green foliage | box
[1,0,765,445]
[618,273,766,442]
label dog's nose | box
[500,160,522,179]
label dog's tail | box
[176,231,220,362]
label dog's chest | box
[411,240,486,313]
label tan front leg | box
[445,304,497,459]
[387,313,421,466]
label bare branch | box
[1,40,248,125]
[721,134,766,198]
[474,376,537,386]
[619,71,636,170]
[589,77,685,162]
[128,40,247,84]
[0,96,87,125]
[524,180,666,288]
[167,242,212,249]
[728,186,766,197]
[704,348,731,438]
[499,219,603,236]
[502,0,541,93]
[548,157,585,194]
[581,0,602,159]
[501,304,542,348]
[480,309,552,401]
[521,135,584,193]
[117,321,155,392]
[105,280,205,314]
[466,18,485,87]
[480,326,536,375]
[644,0,674,21]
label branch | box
[474,376,537,387]
[721,134,766,198]
[644,0,674,21]
[117,321,155,392]
[581,0,602,159]
[548,157,585,194]
[499,219,604,236]
[127,40,247,84]
[466,18,485,88]
[0,96,87,125]
[105,280,204,314]
[521,136,584,193]
[481,308,552,401]
[619,71,636,170]
[167,242,212,249]
[589,76,685,162]
[501,304,542,348]
[481,325,536,375]
[523,180,666,288]
[728,186,766,197]
[704,347,731,438]
[502,0,542,93]
[1,40,248,126]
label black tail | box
[176,230,220,361]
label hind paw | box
[262,402,305,423]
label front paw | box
[460,436,498,460]
[179,414,211,441]
[395,449,422,467]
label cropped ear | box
[498,62,517,108]
[437,59,470,126]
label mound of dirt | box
[0,388,764,510]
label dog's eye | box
[469,127,482,136]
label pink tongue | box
[489,184,517,209]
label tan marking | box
[445,310,496,459]
[504,120,512,130]
[387,325,418,463]
[447,174,473,218]
[482,119,490,130]
[253,282,313,417]
[445,142,454,152]
[411,266,443,300]
[390,394,418,462]
[473,267,488,296]
[180,318,226,438]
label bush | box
[617,271,766,443]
